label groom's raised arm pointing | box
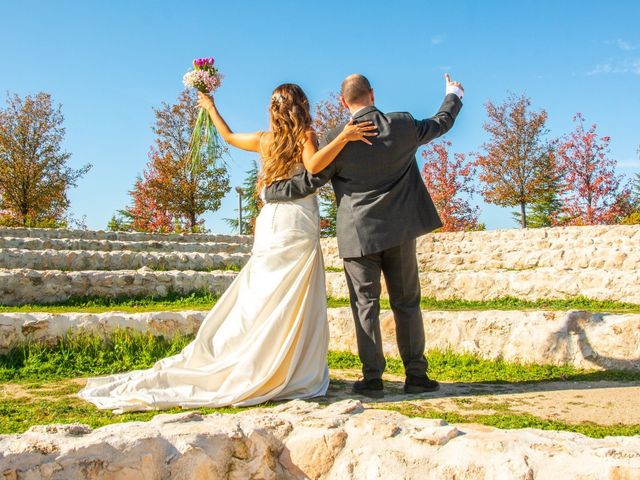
[263,73,463,202]
[415,73,464,145]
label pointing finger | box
[445,73,451,84]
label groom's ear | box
[369,89,375,105]
[340,95,349,110]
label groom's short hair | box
[341,74,372,105]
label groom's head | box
[341,74,375,113]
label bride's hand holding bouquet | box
[183,57,224,172]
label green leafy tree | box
[474,94,553,228]
[224,160,262,234]
[107,211,133,232]
[621,172,640,225]
[512,154,564,228]
[0,92,91,227]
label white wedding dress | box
[78,190,329,412]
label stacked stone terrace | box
[1,225,640,305]
[323,224,640,303]
[0,227,253,305]
[1,225,640,370]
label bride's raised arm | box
[197,92,262,153]
[301,120,378,174]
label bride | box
[78,84,377,412]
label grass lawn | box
[2,292,640,314]
[1,331,639,437]
[380,402,640,439]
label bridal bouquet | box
[183,57,224,172]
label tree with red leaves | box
[474,94,553,228]
[555,113,631,225]
[421,140,481,232]
[127,166,176,233]
[313,92,350,237]
[107,163,176,233]
[108,91,229,233]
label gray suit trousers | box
[342,239,428,380]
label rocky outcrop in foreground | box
[1,400,639,479]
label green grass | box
[0,290,219,314]
[1,332,639,437]
[325,266,344,272]
[0,380,255,434]
[380,403,640,439]
[3,293,640,314]
[328,350,640,383]
[3,332,639,384]
[150,264,244,273]
[2,379,638,438]
[328,295,640,314]
[0,330,193,382]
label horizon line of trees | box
[1,90,638,234]
[304,92,639,235]
[421,94,639,232]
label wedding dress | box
[78,187,329,412]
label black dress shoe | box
[404,374,440,394]
[352,378,384,398]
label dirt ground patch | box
[327,369,640,426]
[2,373,638,431]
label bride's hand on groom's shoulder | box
[340,120,378,146]
[197,91,215,111]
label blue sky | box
[1,0,639,232]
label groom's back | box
[324,109,420,191]
[318,95,460,258]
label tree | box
[632,172,640,210]
[0,92,91,227]
[421,140,480,232]
[512,153,564,228]
[474,94,553,228]
[107,213,131,232]
[224,160,262,235]
[130,90,229,233]
[555,113,631,225]
[621,149,640,224]
[126,168,176,233]
[313,92,349,237]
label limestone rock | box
[2,400,639,479]
[2,308,639,371]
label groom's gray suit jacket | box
[264,93,462,258]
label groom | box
[264,73,463,397]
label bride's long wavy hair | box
[258,83,312,192]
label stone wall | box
[1,225,639,305]
[2,308,638,371]
[0,268,236,305]
[0,227,253,244]
[0,248,248,271]
[322,224,640,271]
